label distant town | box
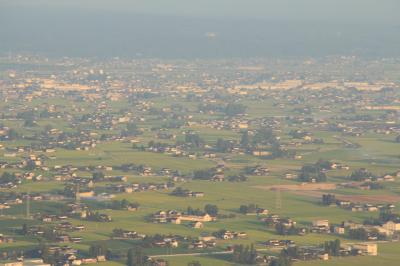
[0,54,399,266]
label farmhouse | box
[352,243,378,256]
[311,220,330,233]
[382,221,400,233]
[0,234,14,244]
[191,221,204,229]
[333,226,345,235]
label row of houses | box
[213,230,247,240]
[322,194,396,212]
[0,234,14,244]
[151,210,215,224]
[344,220,400,237]
[107,182,173,194]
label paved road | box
[150,248,271,258]
[150,250,233,258]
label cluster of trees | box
[314,159,332,170]
[224,103,247,116]
[122,123,142,137]
[162,119,184,129]
[288,129,310,139]
[240,128,290,159]
[112,228,129,238]
[227,174,248,182]
[40,242,112,265]
[269,256,292,266]
[20,225,64,242]
[186,206,205,216]
[146,141,170,150]
[322,194,336,205]
[212,229,231,238]
[42,227,62,241]
[89,242,109,257]
[379,207,400,222]
[204,204,219,216]
[348,228,369,240]
[250,128,278,147]
[63,183,83,198]
[192,169,215,180]
[140,234,179,249]
[114,163,154,174]
[348,168,375,181]
[92,171,105,182]
[348,228,385,241]
[0,172,19,185]
[244,165,268,175]
[101,199,139,210]
[85,211,111,222]
[184,132,204,148]
[275,224,303,236]
[25,159,39,170]
[17,111,37,127]
[40,242,111,265]
[215,138,235,153]
[0,128,19,140]
[274,248,295,266]
[323,239,341,256]
[126,246,146,266]
[197,102,246,117]
[185,205,219,216]
[231,244,258,264]
[298,164,327,183]
[239,203,259,214]
[40,243,65,265]
[170,187,191,197]
[362,181,383,190]
[20,224,29,235]
[240,128,276,148]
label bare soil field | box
[254,183,337,191]
[291,190,400,203]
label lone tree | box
[204,204,219,216]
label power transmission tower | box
[26,190,31,219]
[275,189,282,210]
[75,183,80,204]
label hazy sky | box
[3,0,399,23]
[1,0,399,58]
